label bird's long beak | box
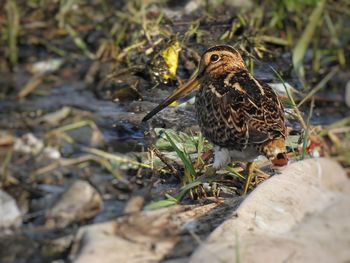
[142,72,201,122]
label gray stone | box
[0,189,22,229]
[69,202,239,263]
[46,180,103,228]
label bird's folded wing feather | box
[212,70,286,147]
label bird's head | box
[197,45,245,78]
[142,45,244,122]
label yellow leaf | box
[160,40,181,80]
[169,101,179,107]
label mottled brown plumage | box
[142,45,287,194]
[195,46,286,159]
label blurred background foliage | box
[1,0,349,81]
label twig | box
[18,75,44,98]
[117,40,146,61]
[151,146,179,175]
[82,147,152,169]
[32,154,99,176]
[0,149,13,185]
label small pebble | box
[0,189,22,229]
[45,180,103,228]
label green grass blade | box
[271,67,307,129]
[292,0,325,83]
[164,131,196,177]
[177,175,221,200]
[195,132,205,165]
[225,166,245,180]
[5,0,20,67]
[145,197,178,210]
[65,24,95,59]
[301,98,315,159]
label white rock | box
[14,133,44,155]
[0,189,22,229]
[268,82,298,97]
[345,80,350,108]
[31,58,64,74]
[189,158,350,263]
[43,146,61,159]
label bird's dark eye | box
[210,54,220,62]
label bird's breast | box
[194,83,248,151]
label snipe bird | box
[142,45,287,194]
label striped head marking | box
[199,45,246,77]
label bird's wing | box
[211,70,286,148]
[245,86,285,144]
